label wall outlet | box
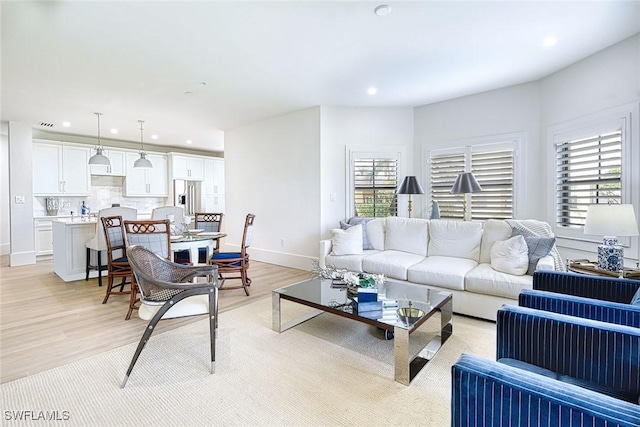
[14,195,25,204]
[330,192,336,202]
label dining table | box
[170,232,227,265]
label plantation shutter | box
[429,153,465,219]
[354,158,398,217]
[556,131,622,228]
[471,149,514,220]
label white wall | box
[0,128,9,255]
[8,122,35,265]
[414,34,639,264]
[540,34,640,263]
[414,82,541,219]
[224,107,321,270]
[319,106,414,238]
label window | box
[548,103,637,251]
[347,147,405,218]
[471,149,514,220]
[353,158,398,217]
[428,140,516,220]
[555,131,622,228]
[429,152,465,219]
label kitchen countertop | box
[55,218,98,225]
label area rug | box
[1,297,497,426]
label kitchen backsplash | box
[33,176,167,216]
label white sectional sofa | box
[319,217,562,321]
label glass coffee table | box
[272,278,453,385]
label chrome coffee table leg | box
[394,298,453,385]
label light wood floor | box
[0,256,313,383]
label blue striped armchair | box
[532,270,640,303]
[451,305,640,427]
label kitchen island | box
[52,218,101,282]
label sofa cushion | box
[490,235,529,276]
[511,228,556,275]
[330,224,363,255]
[428,220,483,261]
[384,217,429,257]
[325,250,380,273]
[465,263,533,299]
[407,256,477,290]
[340,218,372,250]
[362,250,424,281]
[366,218,385,250]
[479,219,512,264]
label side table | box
[567,259,640,281]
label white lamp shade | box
[88,147,111,166]
[133,152,153,168]
[583,204,639,237]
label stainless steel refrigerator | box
[173,180,202,216]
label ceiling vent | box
[39,122,55,128]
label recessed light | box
[62,121,71,127]
[186,139,193,144]
[542,37,557,47]
[374,5,391,16]
[151,134,158,140]
[110,129,118,134]
[368,87,378,95]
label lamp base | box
[596,236,624,272]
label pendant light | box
[133,120,153,168]
[88,112,111,166]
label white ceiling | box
[2,1,639,152]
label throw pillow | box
[490,235,529,276]
[511,228,556,275]
[330,224,363,255]
[631,287,640,306]
[340,217,373,250]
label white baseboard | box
[9,251,37,266]
[0,243,9,256]
[225,245,315,271]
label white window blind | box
[471,149,514,220]
[555,131,622,228]
[429,144,514,220]
[353,158,398,217]
[429,152,465,219]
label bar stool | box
[85,207,137,286]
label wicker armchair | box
[122,245,219,388]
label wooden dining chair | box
[209,214,254,296]
[194,212,224,263]
[101,215,137,320]
[123,219,172,318]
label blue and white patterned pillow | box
[511,228,556,275]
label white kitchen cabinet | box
[171,154,204,180]
[203,158,225,195]
[34,218,54,256]
[33,142,90,196]
[89,149,126,176]
[124,152,168,197]
[203,194,225,213]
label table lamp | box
[396,176,424,218]
[583,204,639,272]
[450,172,482,220]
